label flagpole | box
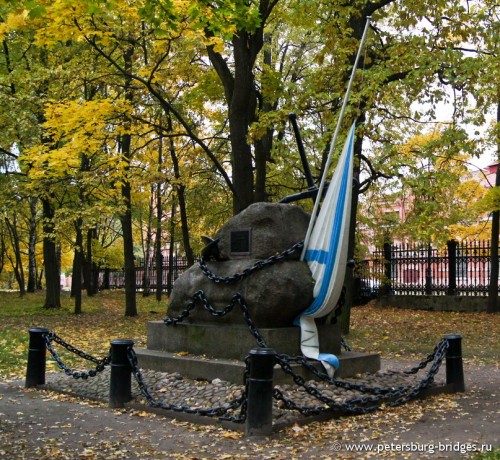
[301,16,372,260]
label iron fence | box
[357,240,495,298]
[100,240,497,298]
[98,254,197,292]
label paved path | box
[0,361,498,459]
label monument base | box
[145,321,342,360]
[135,321,380,384]
[135,348,380,384]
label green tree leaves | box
[0,0,498,311]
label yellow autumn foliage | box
[24,98,132,184]
[0,10,29,39]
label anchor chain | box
[387,338,448,406]
[403,341,446,375]
[162,291,449,416]
[274,353,408,396]
[198,240,304,284]
[272,338,449,416]
[163,241,451,419]
[163,291,268,348]
[43,332,111,379]
[126,346,248,423]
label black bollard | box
[245,348,275,437]
[109,339,134,408]
[444,334,465,392]
[25,327,50,388]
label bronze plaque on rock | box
[230,229,251,255]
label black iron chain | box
[403,341,446,375]
[163,291,411,397]
[126,346,248,423]
[275,353,409,396]
[386,338,449,406]
[163,291,268,348]
[234,354,251,422]
[43,332,111,380]
[272,338,449,416]
[163,290,450,419]
[340,337,352,351]
[273,354,382,416]
[198,240,304,284]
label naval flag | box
[297,122,356,377]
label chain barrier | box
[42,323,449,421]
[162,290,450,418]
[35,248,450,424]
[272,338,449,416]
[43,331,111,380]
[126,346,248,423]
[198,240,304,284]
[402,342,445,375]
[387,338,449,406]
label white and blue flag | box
[297,122,355,377]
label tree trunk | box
[84,229,96,296]
[5,215,25,295]
[92,259,99,295]
[27,197,38,292]
[142,187,154,297]
[167,198,176,296]
[166,113,194,265]
[120,43,137,317]
[120,132,138,317]
[120,175,137,317]
[102,268,110,290]
[253,35,275,203]
[487,102,500,313]
[72,219,83,314]
[206,2,275,214]
[155,136,164,302]
[0,229,5,276]
[229,31,257,213]
[41,198,61,309]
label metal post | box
[109,339,134,408]
[245,348,275,436]
[381,241,392,296]
[444,334,465,392]
[447,240,457,296]
[425,243,433,295]
[25,327,50,388]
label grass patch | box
[0,290,166,380]
[348,303,500,366]
[0,291,498,381]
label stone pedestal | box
[144,321,341,359]
[135,321,380,384]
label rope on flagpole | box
[301,16,372,260]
